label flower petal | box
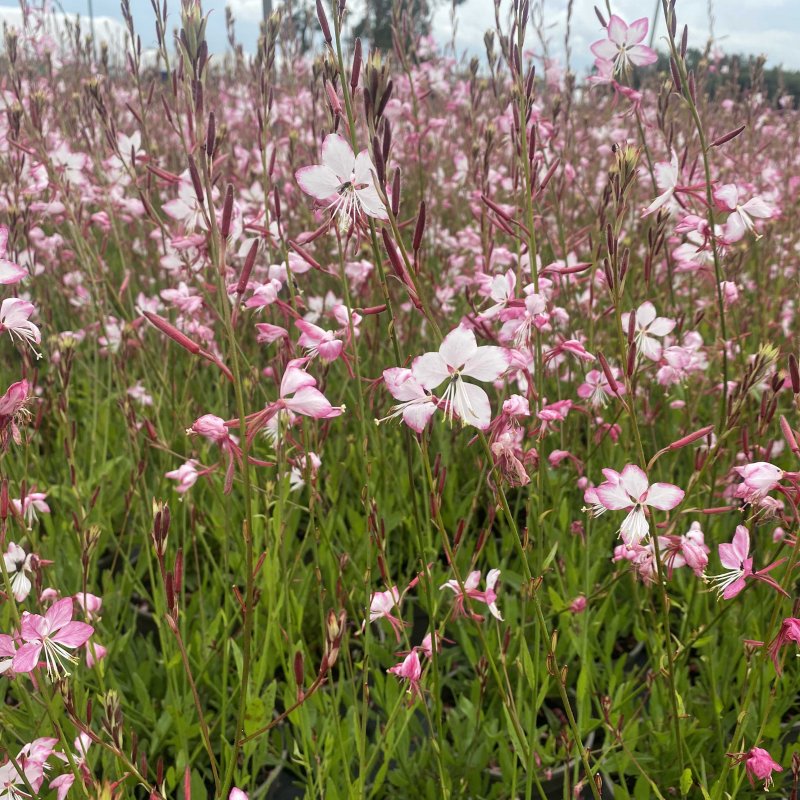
[645,482,685,510]
[54,621,94,649]
[439,325,478,369]
[12,641,42,673]
[619,464,649,500]
[455,381,492,429]
[412,352,450,390]
[463,345,509,382]
[606,15,628,45]
[295,165,341,201]
[321,134,355,180]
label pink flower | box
[0,226,27,284]
[295,133,387,229]
[729,747,782,790]
[590,16,657,76]
[166,459,202,493]
[733,461,783,504]
[387,650,422,698]
[13,598,94,679]
[569,595,587,614]
[255,323,289,344]
[11,491,50,528]
[593,464,684,546]
[766,617,800,674]
[440,569,503,621]
[709,525,787,600]
[577,368,625,408]
[296,319,343,362]
[244,279,282,310]
[537,399,573,434]
[0,298,41,357]
[713,184,773,242]
[277,363,344,419]
[413,326,508,429]
[229,790,249,800]
[369,586,407,641]
[0,634,15,674]
[188,414,232,445]
[380,367,437,433]
[621,302,675,361]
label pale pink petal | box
[383,368,425,402]
[462,346,509,381]
[20,612,48,641]
[625,17,649,45]
[714,184,739,210]
[642,188,674,217]
[724,212,746,243]
[635,302,657,328]
[628,44,658,66]
[280,366,317,397]
[50,773,75,800]
[606,15,628,45]
[0,259,27,285]
[439,325,478,369]
[412,352,450,389]
[402,400,436,433]
[354,184,388,219]
[486,569,501,590]
[732,525,750,562]
[284,386,341,418]
[46,597,75,632]
[464,571,481,590]
[595,481,633,510]
[740,197,772,219]
[619,464,649,500]
[455,381,492,429]
[321,134,355,179]
[53,621,94,649]
[647,317,676,336]
[12,641,42,673]
[590,39,619,61]
[638,335,663,362]
[645,483,685,510]
[295,164,341,201]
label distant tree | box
[351,0,466,53]
[649,48,799,104]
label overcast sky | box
[1,0,798,72]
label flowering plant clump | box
[1,0,800,797]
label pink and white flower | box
[590,16,657,76]
[0,298,41,356]
[593,465,684,546]
[3,542,33,602]
[379,368,437,433]
[714,184,773,242]
[0,227,27,285]
[621,302,675,361]
[440,569,503,621]
[295,134,388,229]
[412,325,508,429]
